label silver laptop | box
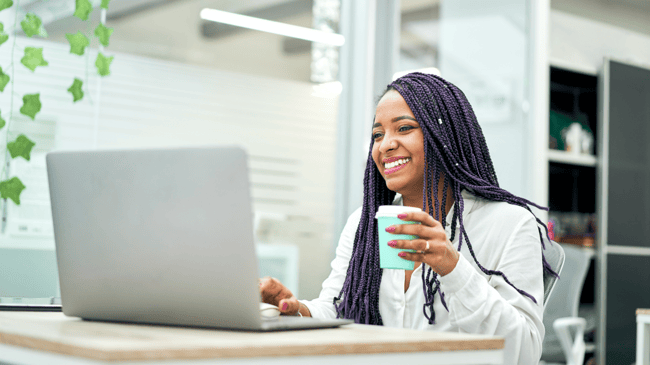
[46,146,351,331]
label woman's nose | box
[378,135,397,153]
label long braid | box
[335,72,557,325]
[334,145,394,324]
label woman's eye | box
[399,125,414,132]
[372,131,383,139]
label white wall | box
[550,10,650,73]
[551,0,650,40]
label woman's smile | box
[384,157,411,175]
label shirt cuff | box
[299,299,324,319]
[438,253,476,294]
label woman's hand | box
[386,211,460,276]
[259,276,303,315]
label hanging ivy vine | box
[0,0,114,207]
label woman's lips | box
[384,160,410,175]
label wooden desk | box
[638,309,650,365]
[0,312,504,365]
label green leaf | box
[21,47,48,72]
[0,23,8,46]
[0,0,13,12]
[0,177,26,205]
[0,110,5,129]
[94,23,113,47]
[74,0,92,21]
[65,31,89,56]
[95,52,113,77]
[7,134,35,161]
[101,0,111,9]
[0,66,9,92]
[67,78,84,102]
[20,93,41,120]
[20,13,47,38]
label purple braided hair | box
[334,72,558,325]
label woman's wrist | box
[297,302,311,317]
[432,241,460,276]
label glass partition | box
[1,0,544,306]
[398,0,536,199]
[439,0,532,198]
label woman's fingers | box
[259,277,294,306]
[384,211,460,276]
[398,211,438,226]
[386,221,445,239]
[389,238,438,253]
[259,277,300,315]
[384,210,444,238]
[391,239,460,276]
[278,297,300,315]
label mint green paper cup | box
[375,206,422,270]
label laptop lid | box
[46,146,264,330]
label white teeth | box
[384,158,410,169]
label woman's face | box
[371,90,425,195]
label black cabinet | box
[598,59,650,365]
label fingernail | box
[385,226,396,233]
[398,252,406,257]
[388,240,396,247]
[397,213,407,219]
[281,302,288,311]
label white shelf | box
[548,149,597,167]
[550,57,598,76]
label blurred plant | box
[0,0,114,206]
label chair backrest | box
[541,243,593,362]
[543,240,566,308]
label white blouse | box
[302,190,545,365]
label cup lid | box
[375,205,422,218]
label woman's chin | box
[383,175,422,198]
[384,179,406,194]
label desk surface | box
[0,312,504,362]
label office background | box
[1,0,650,364]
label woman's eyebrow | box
[372,115,416,128]
[392,115,417,123]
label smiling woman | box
[260,72,557,365]
[371,92,424,201]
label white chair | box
[541,243,594,365]
[543,240,566,308]
[539,240,566,364]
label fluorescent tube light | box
[200,8,345,47]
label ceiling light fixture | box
[200,8,345,47]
